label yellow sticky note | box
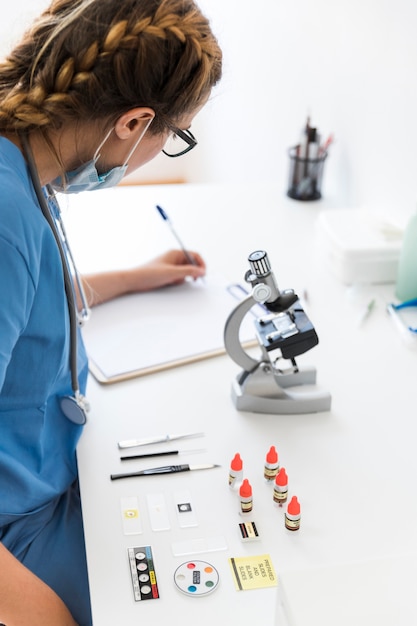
[229,554,277,591]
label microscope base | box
[231,365,331,414]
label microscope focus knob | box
[252,283,272,303]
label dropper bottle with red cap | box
[264,445,279,482]
[239,479,253,514]
[228,453,243,488]
[273,467,288,506]
[285,496,301,531]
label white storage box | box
[316,208,403,284]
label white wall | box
[2,0,417,221]
[0,0,49,50]
[196,0,417,222]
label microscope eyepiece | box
[248,250,271,277]
[246,249,298,313]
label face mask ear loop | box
[93,127,114,163]
[93,116,154,168]
[122,116,155,167]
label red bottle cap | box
[266,445,278,464]
[239,478,252,498]
[287,496,300,516]
[275,467,288,486]
[230,453,243,471]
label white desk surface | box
[63,183,417,625]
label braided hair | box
[0,0,222,134]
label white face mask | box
[52,119,153,194]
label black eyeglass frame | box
[162,127,198,158]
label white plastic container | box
[316,209,402,284]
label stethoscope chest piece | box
[60,394,89,425]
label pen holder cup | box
[287,147,327,201]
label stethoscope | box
[21,134,91,425]
[386,298,417,346]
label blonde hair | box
[0,0,222,134]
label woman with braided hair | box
[0,0,222,623]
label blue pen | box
[155,204,197,267]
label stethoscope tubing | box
[20,133,89,423]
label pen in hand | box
[156,204,198,267]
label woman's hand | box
[131,249,206,291]
[79,249,206,307]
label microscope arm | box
[224,294,261,373]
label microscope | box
[224,250,331,414]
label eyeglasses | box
[163,126,197,158]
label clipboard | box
[81,274,261,384]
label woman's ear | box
[114,107,155,139]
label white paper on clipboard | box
[81,273,262,384]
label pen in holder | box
[287,146,327,201]
[287,118,332,201]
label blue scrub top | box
[0,137,88,623]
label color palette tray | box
[174,560,219,597]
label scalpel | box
[110,463,220,481]
[118,431,205,449]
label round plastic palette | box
[174,560,219,597]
